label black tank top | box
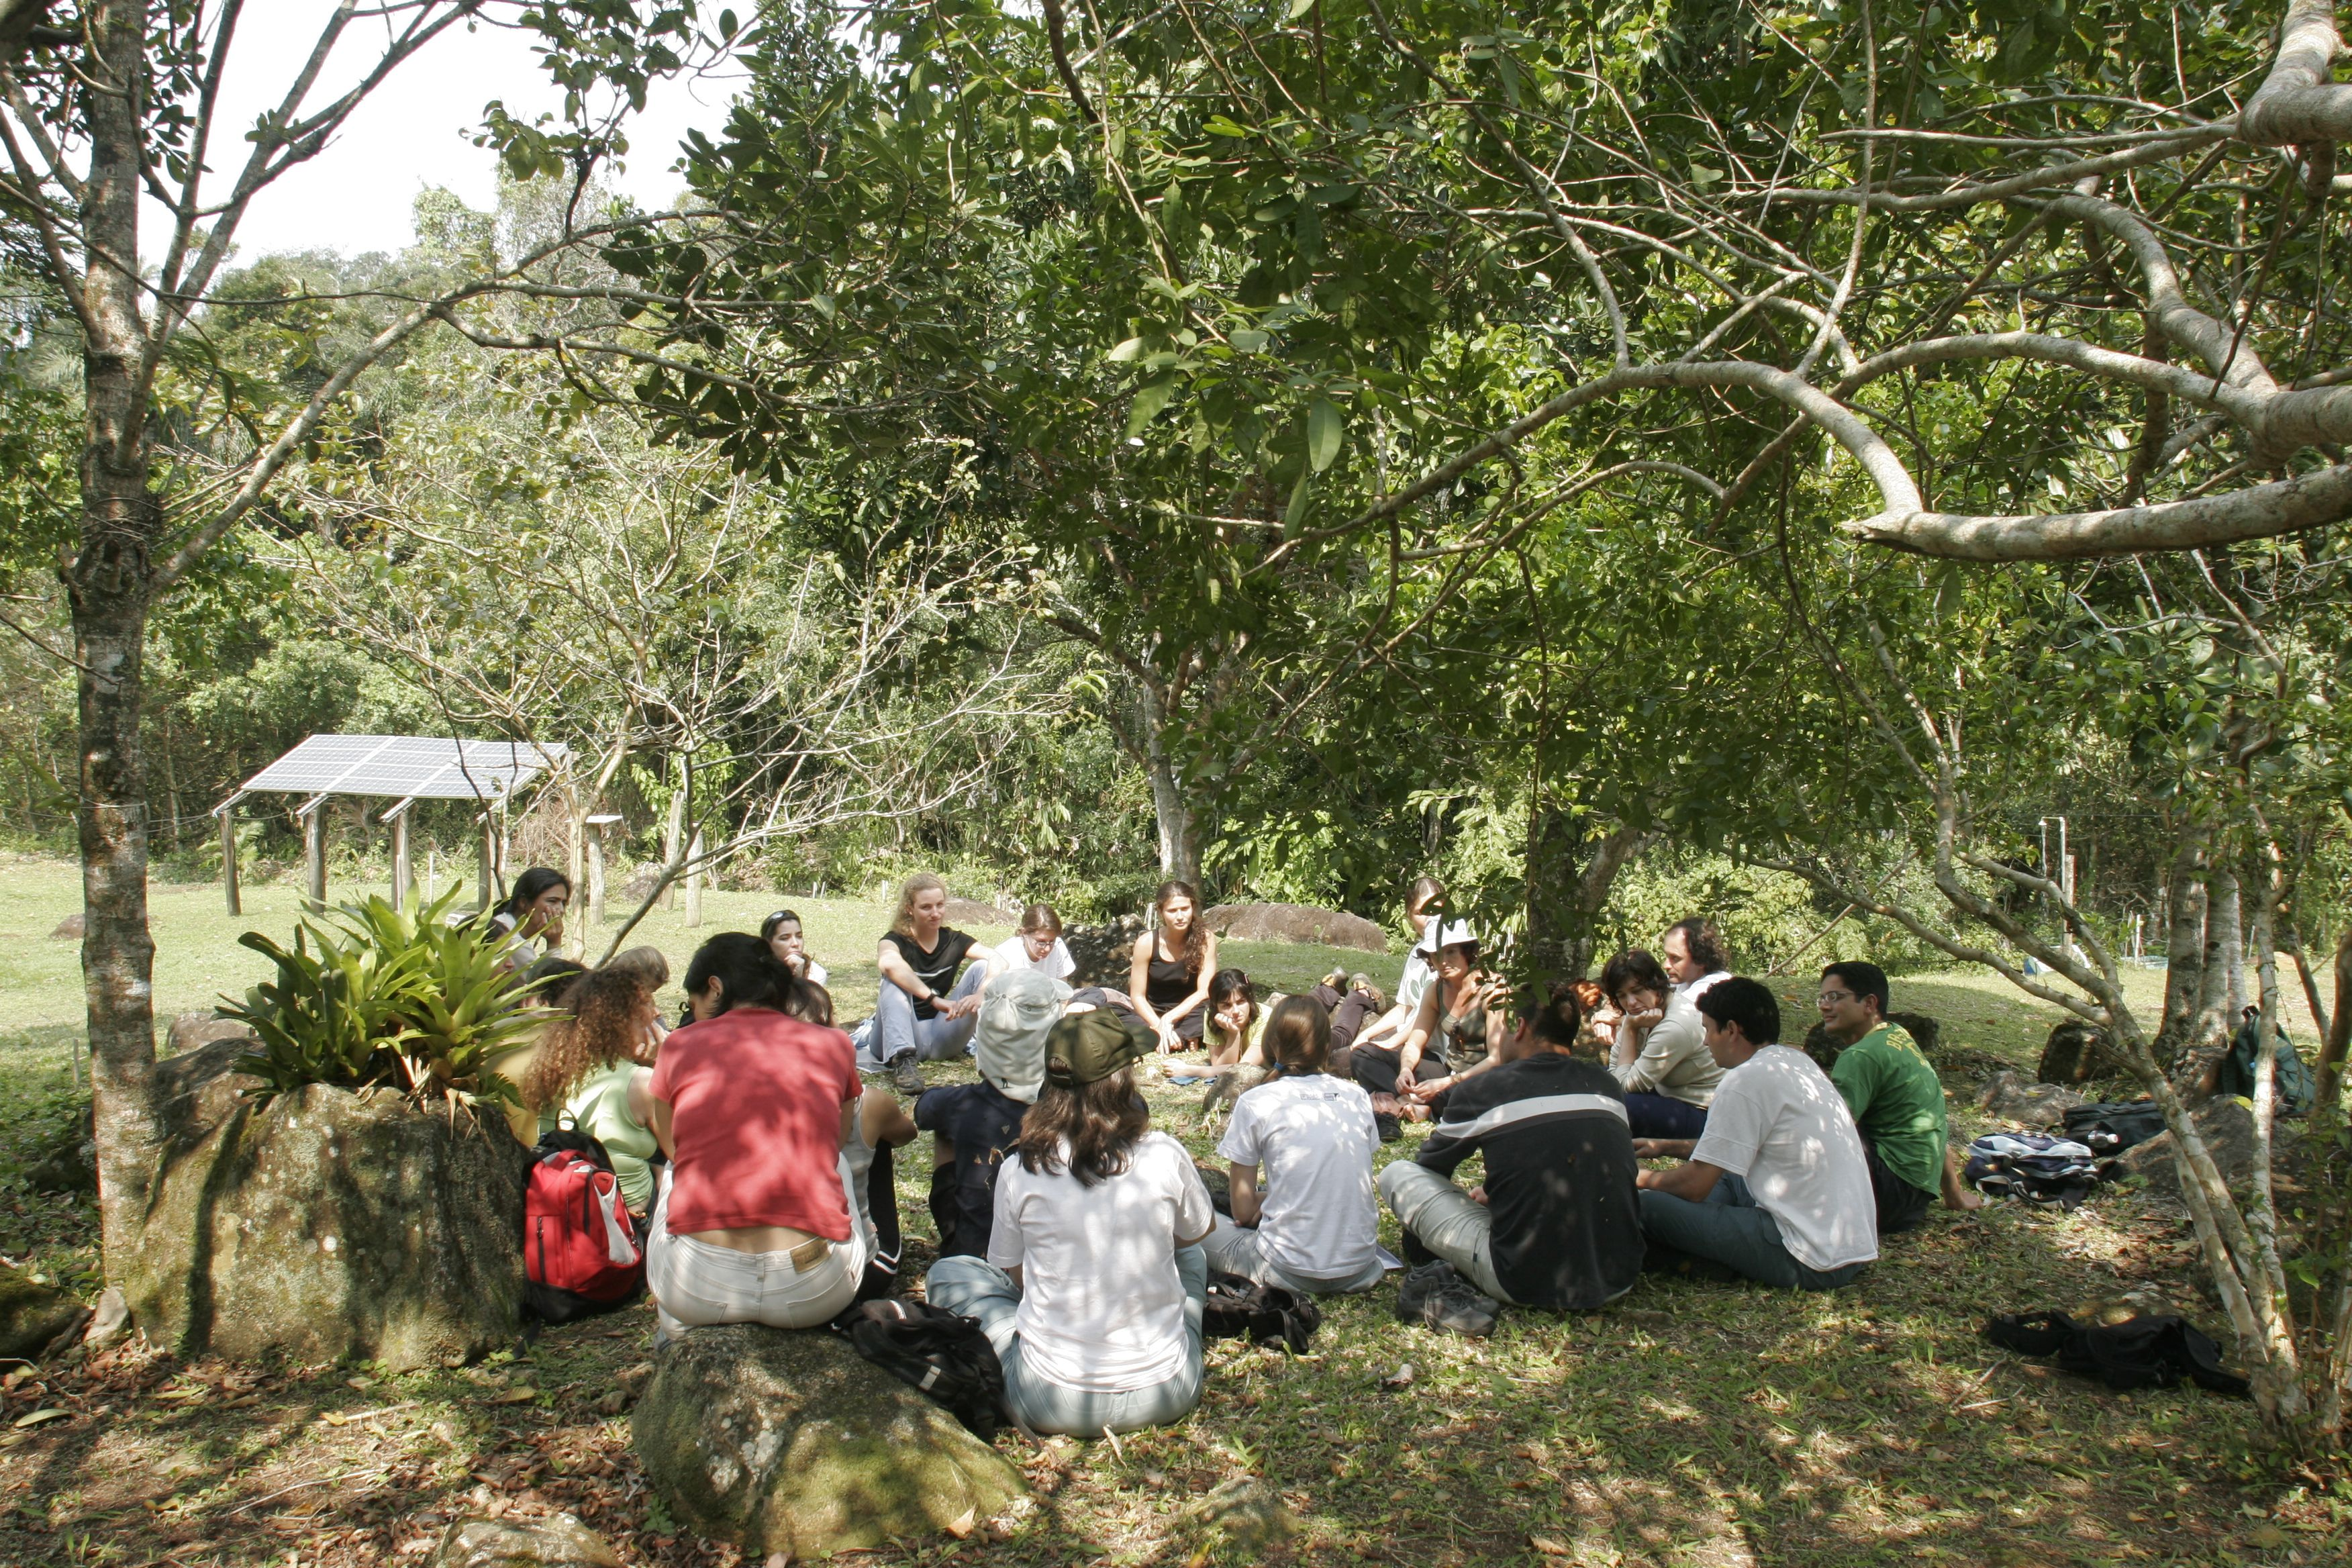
[1146,939,1195,1010]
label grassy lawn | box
[0,854,2341,1567]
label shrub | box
[222,884,541,1107]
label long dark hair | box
[1155,879,1208,979]
[1600,948,1672,1006]
[1018,1067,1150,1187]
[683,932,807,1018]
[1206,967,1255,1046]
[1514,979,1585,1048]
[494,867,571,926]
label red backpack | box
[524,1132,646,1324]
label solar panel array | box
[233,735,570,802]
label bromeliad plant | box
[223,884,540,1108]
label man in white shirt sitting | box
[1633,976,1877,1291]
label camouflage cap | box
[1044,1006,1155,1087]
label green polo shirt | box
[1829,1022,1947,1196]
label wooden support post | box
[303,805,328,912]
[219,808,241,916]
[479,816,497,911]
[685,828,704,928]
[390,811,411,912]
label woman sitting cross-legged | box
[1348,922,1490,1138]
[925,1008,1215,1436]
[1130,879,1219,1051]
[644,933,866,1338]
[1206,996,1386,1295]
[864,872,989,1095]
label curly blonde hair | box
[891,872,948,938]
[523,969,656,1110]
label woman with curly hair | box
[522,967,667,1218]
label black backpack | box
[2061,1100,2167,1155]
[1981,1312,2249,1396]
[1202,1271,1323,1353]
[836,1298,1011,1436]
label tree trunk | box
[2315,927,2352,1114]
[2205,866,2244,1022]
[73,0,163,1283]
[1524,804,1645,977]
[1135,679,1199,884]
[2154,820,2209,1065]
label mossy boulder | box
[632,1324,1024,1558]
[120,1038,531,1369]
[0,1262,85,1360]
[426,1514,621,1568]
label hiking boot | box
[1375,1112,1402,1143]
[1395,1261,1500,1338]
[889,1050,925,1095]
[1349,973,1381,1006]
[1425,1277,1501,1337]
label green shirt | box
[1829,1022,1947,1197]
[564,1061,659,1215]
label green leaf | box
[1229,330,1268,353]
[1204,115,1253,138]
[1307,397,1344,473]
[1283,466,1313,534]
[1288,0,1316,16]
[1127,375,1179,436]
[1107,337,1145,362]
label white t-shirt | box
[1691,1045,1878,1273]
[987,1130,1214,1391]
[802,959,830,987]
[987,934,1075,981]
[1216,1073,1381,1285]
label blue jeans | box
[1638,1175,1867,1291]
[924,1246,1208,1436]
[868,962,986,1065]
[1623,1092,1709,1140]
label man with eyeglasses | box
[1816,961,1980,1232]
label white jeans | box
[644,1170,863,1338]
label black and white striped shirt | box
[1415,1052,1644,1310]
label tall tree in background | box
[0,0,705,1279]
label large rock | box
[941,897,1013,929]
[632,1324,1024,1558]
[2037,1019,2123,1084]
[0,1263,86,1361]
[120,1038,532,1369]
[1200,901,1389,952]
[166,1010,256,1055]
[2118,1097,2272,1197]
[1977,1069,2087,1127]
[1801,1011,1943,1073]
[426,1514,620,1568]
[49,912,82,940]
[1065,916,1146,986]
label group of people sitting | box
[473,865,1979,1438]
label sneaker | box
[889,1050,925,1095]
[1426,1278,1502,1337]
[1375,1113,1402,1143]
[1395,1261,1500,1337]
[1349,973,1382,1006]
